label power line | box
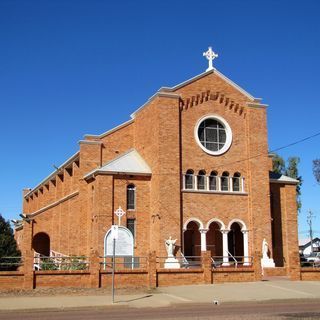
[202,130,320,171]
[270,131,320,153]
[153,130,320,175]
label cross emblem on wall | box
[114,206,126,226]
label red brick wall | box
[35,271,91,288]
[212,268,255,283]
[100,270,149,289]
[157,269,204,286]
[300,268,320,281]
[0,272,25,289]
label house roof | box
[84,149,152,180]
[269,172,300,185]
[299,237,320,249]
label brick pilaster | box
[148,251,157,289]
[89,250,100,288]
[201,251,212,284]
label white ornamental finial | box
[114,206,126,226]
[203,46,218,71]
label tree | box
[313,159,320,184]
[272,153,286,174]
[0,213,21,271]
[272,154,302,212]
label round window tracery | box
[195,115,232,155]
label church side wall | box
[100,123,134,165]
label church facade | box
[15,48,300,282]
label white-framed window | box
[232,172,241,192]
[127,184,136,210]
[194,114,232,156]
[209,171,218,191]
[221,171,229,191]
[197,170,206,190]
[185,169,194,189]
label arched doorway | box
[183,221,201,256]
[32,232,50,256]
[206,222,223,257]
[228,222,244,260]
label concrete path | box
[0,280,320,311]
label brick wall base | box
[0,261,318,291]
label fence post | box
[148,251,157,289]
[201,251,212,284]
[90,250,100,288]
[23,250,34,289]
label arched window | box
[127,184,136,210]
[233,172,241,192]
[185,169,194,189]
[197,170,206,190]
[221,171,229,191]
[209,171,218,191]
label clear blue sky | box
[1,0,319,240]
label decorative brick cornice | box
[180,90,246,117]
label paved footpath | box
[1,280,320,311]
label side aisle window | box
[127,184,136,210]
[127,218,136,239]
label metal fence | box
[0,256,23,271]
[100,256,147,271]
[301,260,320,268]
[211,256,253,268]
[157,256,202,269]
[33,255,89,271]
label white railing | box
[227,250,238,268]
[211,255,253,268]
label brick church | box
[15,47,300,281]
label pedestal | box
[164,257,180,269]
[261,258,275,268]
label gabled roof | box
[269,172,300,185]
[84,149,151,180]
[130,68,262,119]
[159,68,256,101]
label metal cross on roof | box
[203,46,218,72]
[114,206,126,226]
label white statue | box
[262,238,269,259]
[261,238,275,269]
[165,236,177,258]
[164,236,180,269]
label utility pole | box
[307,210,315,254]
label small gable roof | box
[269,171,300,185]
[84,149,151,180]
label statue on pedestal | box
[165,236,177,258]
[164,236,180,269]
[261,238,275,269]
